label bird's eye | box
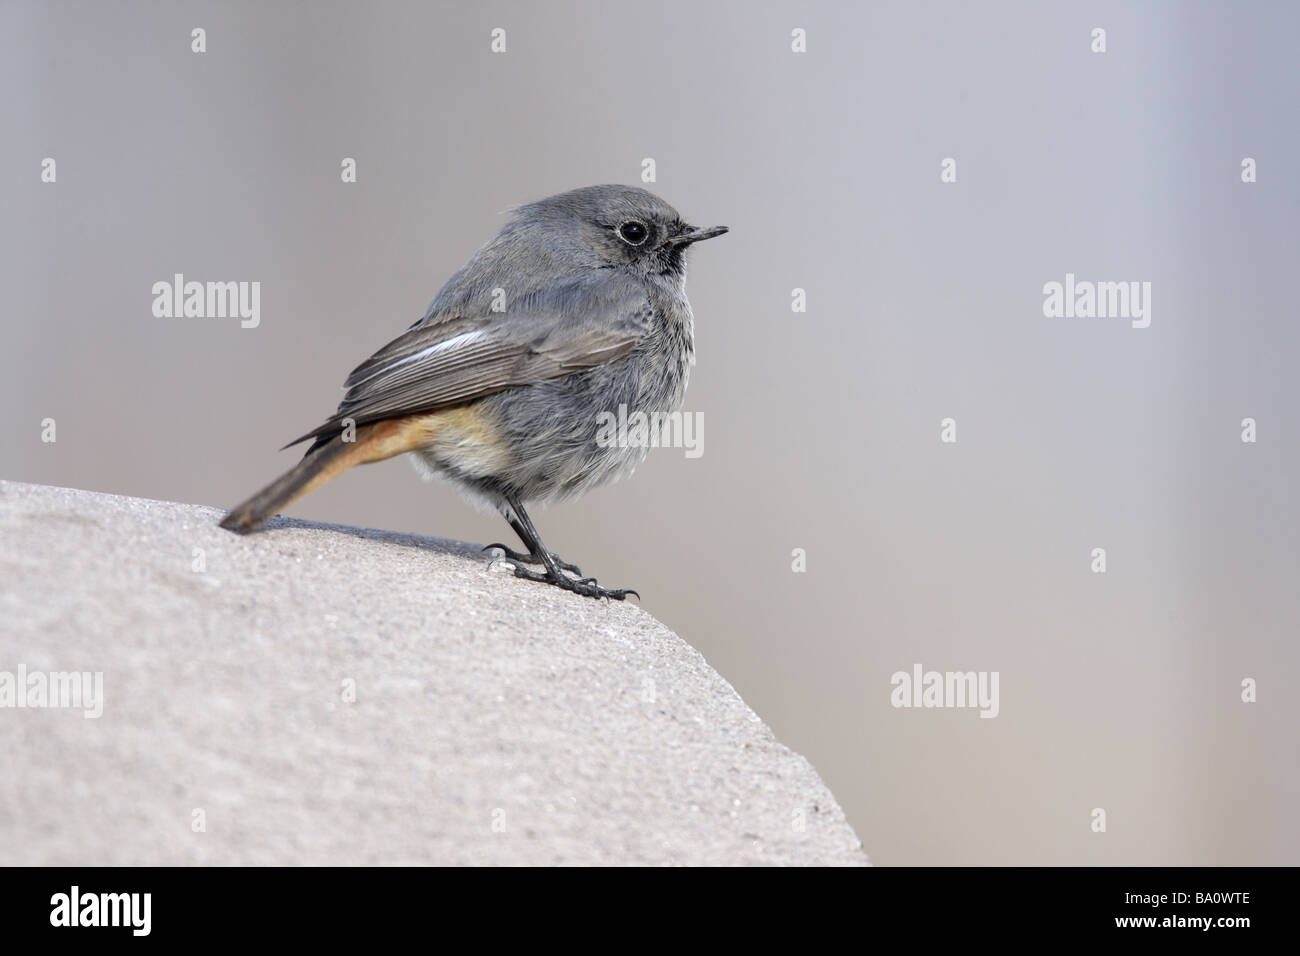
[618,220,649,245]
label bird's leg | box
[489,496,638,601]
[484,512,582,575]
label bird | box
[219,184,727,600]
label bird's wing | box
[284,273,652,448]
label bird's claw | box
[509,564,638,601]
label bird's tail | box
[218,417,434,533]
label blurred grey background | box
[3,0,1297,864]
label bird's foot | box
[484,543,582,576]
[508,564,639,602]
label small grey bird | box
[220,185,727,600]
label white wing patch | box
[346,330,488,389]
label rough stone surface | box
[0,480,867,866]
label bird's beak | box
[669,224,729,246]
